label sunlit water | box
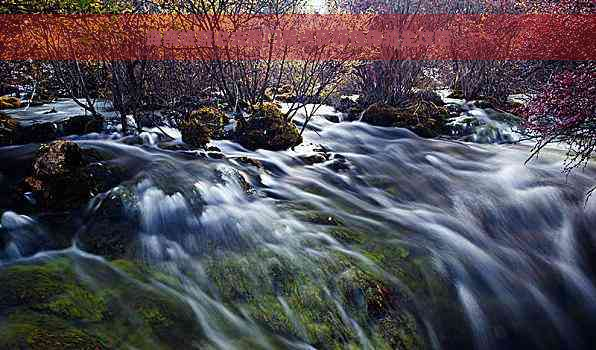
[1,103,595,349]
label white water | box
[1,103,596,349]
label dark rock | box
[265,84,295,103]
[17,141,123,211]
[0,84,18,96]
[206,145,222,152]
[0,112,21,145]
[335,95,361,112]
[360,103,401,127]
[325,158,351,172]
[180,107,229,149]
[32,141,84,180]
[235,103,302,151]
[207,152,225,159]
[157,141,191,151]
[0,225,9,251]
[360,102,448,138]
[319,113,341,123]
[447,89,464,99]
[0,112,104,146]
[232,156,263,169]
[298,153,329,165]
[58,114,103,135]
[78,186,140,260]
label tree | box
[522,63,596,178]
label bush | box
[522,63,596,173]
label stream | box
[1,101,595,350]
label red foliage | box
[522,63,596,171]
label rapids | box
[1,103,595,350]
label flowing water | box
[1,103,595,350]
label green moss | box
[242,295,298,337]
[0,262,67,308]
[36,287,107,321]
[376,314,424,350]
[295,211,343,226]
[326,227,366,244]
[180,106,229,148]
[236,103,303,151]
[0,313,109,350]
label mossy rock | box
[0,95,21,109]
[0,258,205,350]
[180,106,229,149]
[16,141,92,210]
[0,313,110,350]
[77,186,140,260]
[0,263,66,309]
[0,112,20,145]
[360,102,447,137]
[360,103,401,127]
[59,114,104,135]
[235,103,302,151]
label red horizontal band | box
[0,14,593,60]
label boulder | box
[0,95,21,109]
[18,141,90,210]
[32,140,84,180]
[231,156,263,169]
[360,103,401,127]
[77,186,140,260]
[0,112,103,146]
[0,112,21,145]
[58,114,103,135]
[180,107,229,149]
[16,141,123,210]
[0,84,19,96]
[360,101,448,138]
[265,84,295,103]
[235,103,302,151]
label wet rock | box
[335,95,361,113]
[360,102,448,137]
[157,141,191,151]
[232,156,263,169]
[360,103,401,127]
[0,112,21,145]
[17,141,123,210]
[215,166,254,193]
[180,107,229,149]
[0,112,104,146]
[325,158,351,172]
[43,107,58,114]
[298,153,329,165]
[0,95,21,109]
[32,140,84,180]
[0,84,18,96]
[235,103,302,151]
[58,114,103,136]
[265,84,295,103]
[78,186,140,260]
[207,151,225,159]
[447,89,464,99]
